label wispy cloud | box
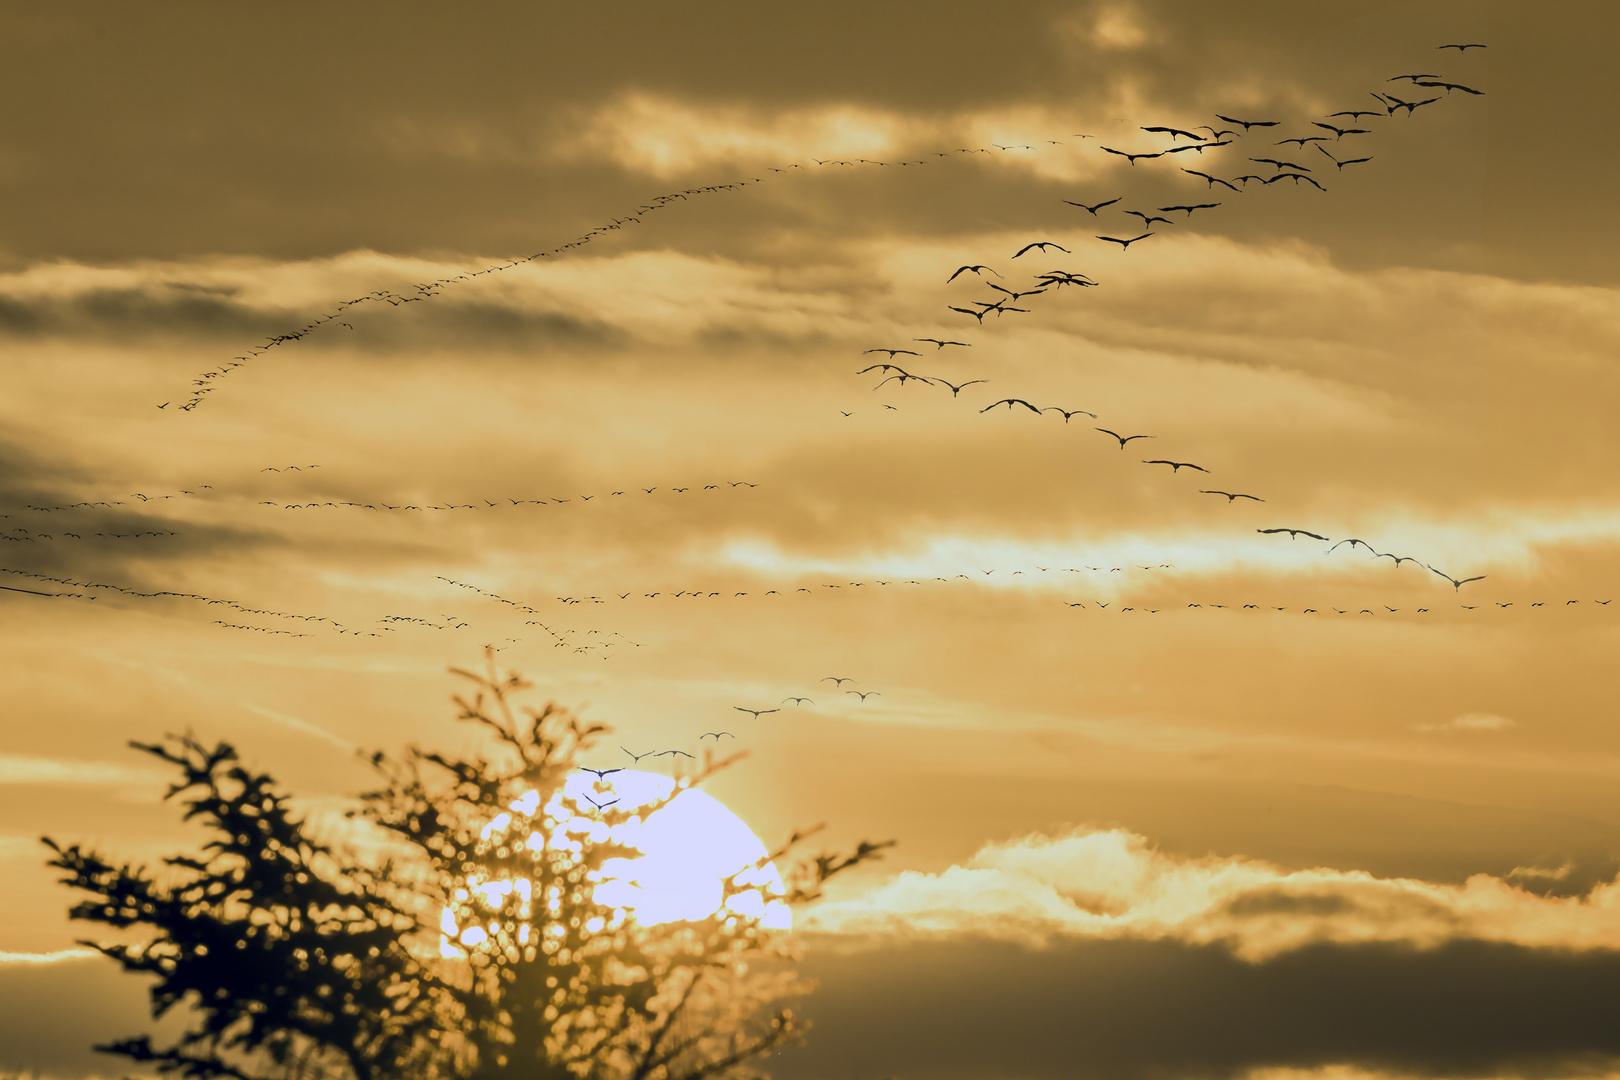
[0,755,158,787]
[0,948,98,965]
[1416,713,1516,733]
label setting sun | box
[441,769,789,959]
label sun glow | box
[440,770,789,959]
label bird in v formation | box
[146,52,1493,628]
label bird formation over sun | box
[1,42,1516,791]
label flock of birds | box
[561,676,887,785]
[161,47,1488,414]
[822,55,1489,591]
[3,42,1537,754]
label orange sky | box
[4,3,1620,1078]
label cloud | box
[1417,713,1517,733]
[0,755,160,787]
[775,935,1620,1080]
[802,827,1620,961]
[1089,4,1151,50]
[0,948,98,965]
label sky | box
[4,1,1620,1077]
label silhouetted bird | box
[1429,566,1487,591]
[1013,241,1070,258]
[947,265,1002,282]
[981,398,1042,414]
[1216,114,1280,131]
[1096,428,1154,447]
[1099,147,1162,165]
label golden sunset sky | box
[4,2,1620,1078]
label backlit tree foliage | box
[44,654,892,1080]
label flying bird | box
[1142,459,1209,474]
[1329,538,1378,554]
[986,282,1047,301]
[1097,233,1154,249]
[1159,203,1221,216]
[947,265,1002,282]
[1013,241,1070,258]
[700,731,735,740]
[934,378,988,396]
[1414,79,1484,95]
[914,338,972,349]
[1141,125,1204,141]
[1063,196,1122,215]
[1200,490,1264,502]
[579,767,623,779]
[863,348,920,358]
[1318,146,1372,169]
[821,676,856,686]
[1250,156,1309,172]
[1099,146,1163,165]
[1257,527,1329,540]
[1124,210,1173,229]
[1313,122,1371,138]
[1375,552,1422,567]
[1429,566,1487,591]
[1265,173,1328,190]
[1215,114,1280,131]
[1181,168,1241,192]
[1096,428,1154,448]
[1382,93,1440,116]
[981,398,1042,414]
[949,305,989,323]
[1436,42,1486,51]
[874,373,935,389]
[1043,406,1098,421]
[846,690,882,701]
[783,697,814,705]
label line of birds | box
[8,480,758,518]
[1253,529,1484,590]
[568,675,883,788]
[2,529,177,542]
[265,483,760,512]
[169,44,1483,413]
[836,55,1484,588]
[0,567,389,636]
[1064,599,1603,615]
[23,46,1503,663]
[164,140,1136,410]
[16,559,1595,627]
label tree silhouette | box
[44,653,892,1080]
